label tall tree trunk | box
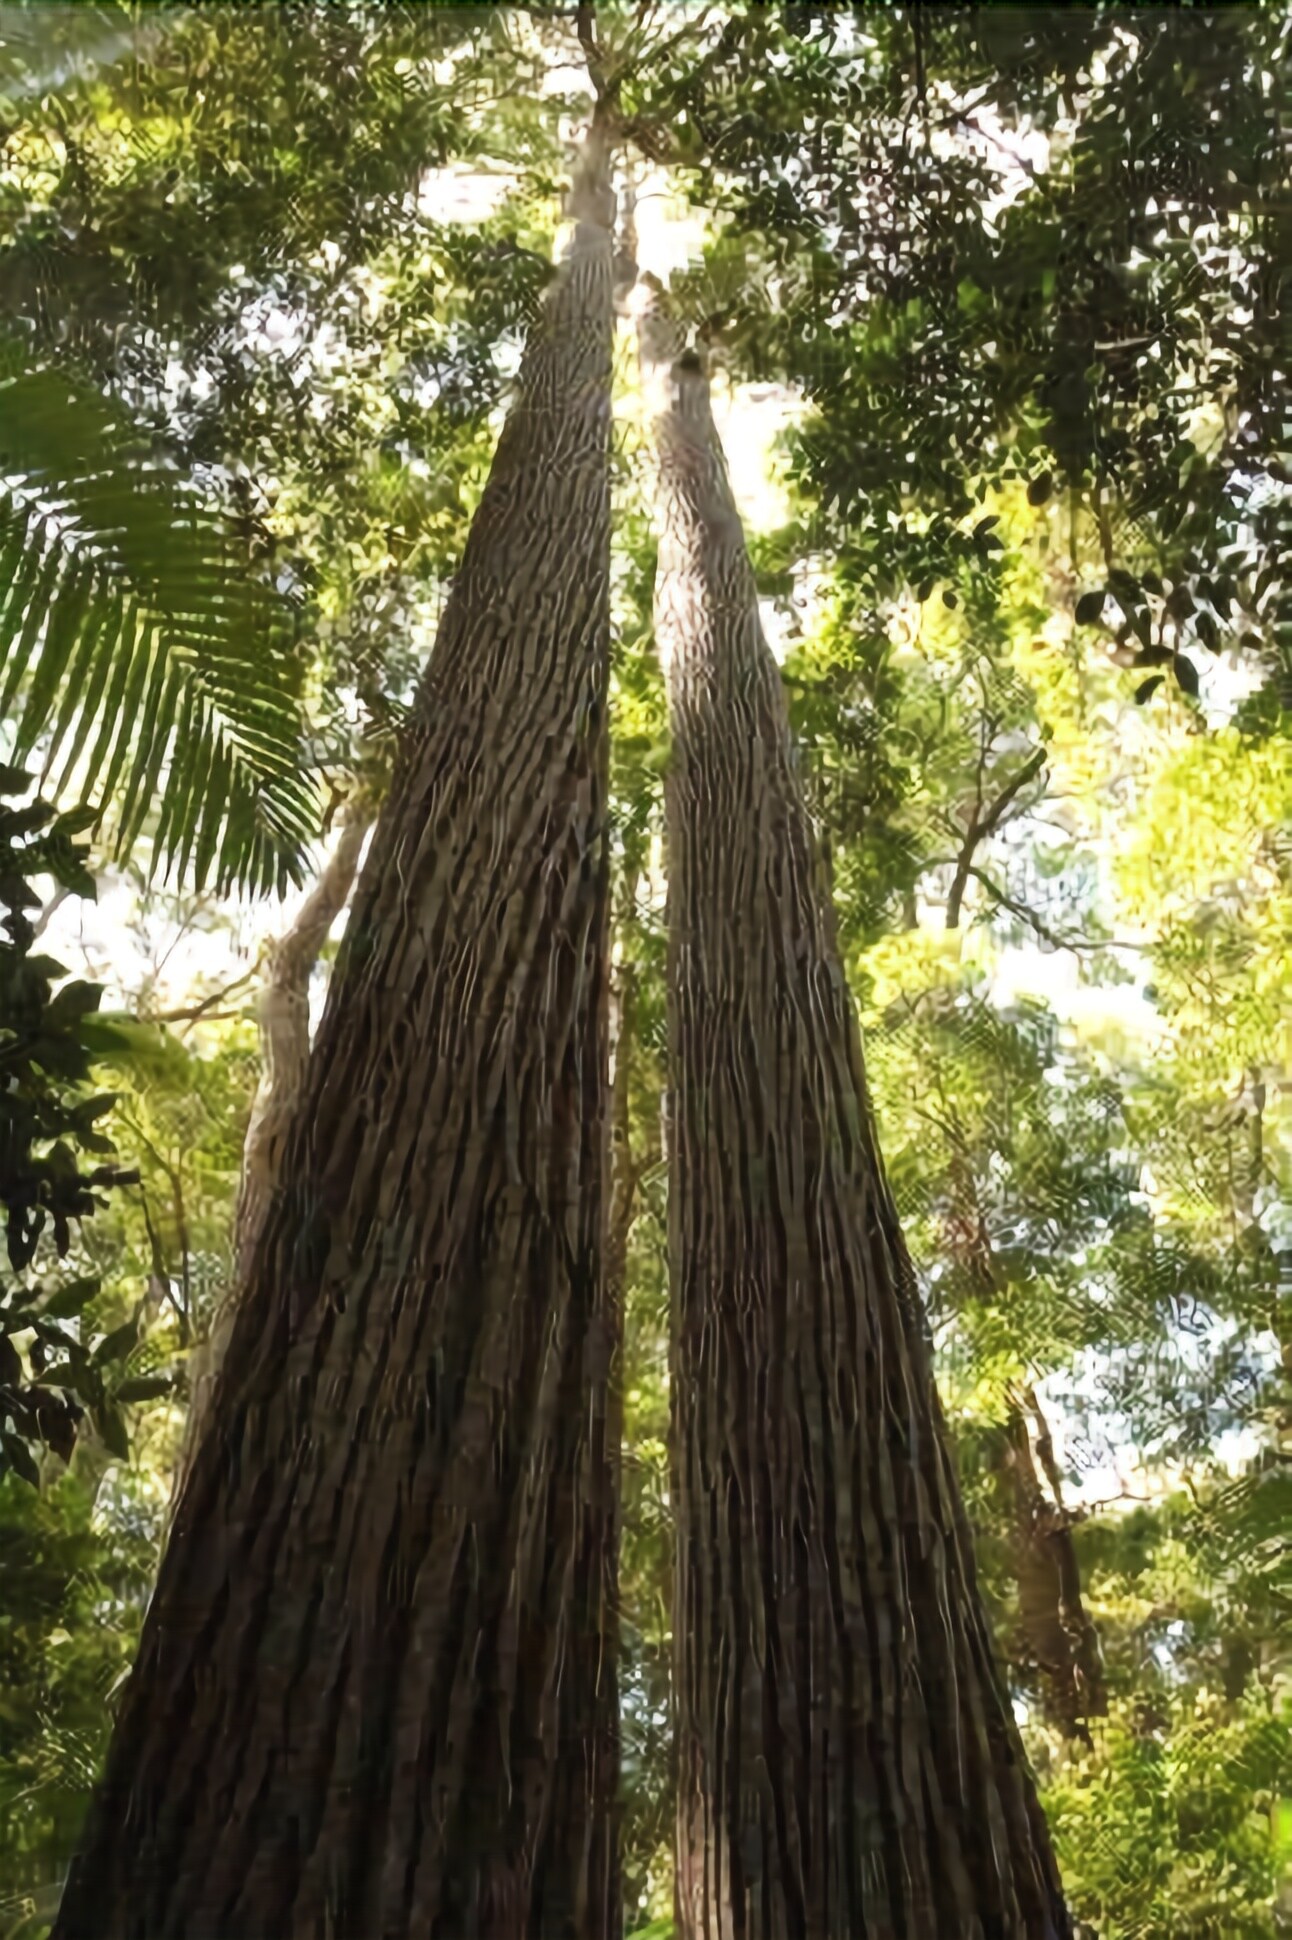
[638,292,1071,1939]
[174,802,373,1502]
[53,139,620,1940]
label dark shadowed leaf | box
[1172,653,1200,697]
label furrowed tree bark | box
[174,802,374,1502]
[54,138,620,1940]
[638,290,1072,1940]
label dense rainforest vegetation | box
[0,3,1288,1935]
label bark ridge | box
[53,141,620,1940]
[640,289,1072,1940]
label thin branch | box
[1093,482,1117,576]
[31,884,71,941]
[146,898,208,987]
[977,745,1048,843]
[946,744,1047,930]
[133,1176,189,1347]
[575,2,607,99]
[1026,1384,1069,1513]
[143,963,260,1028]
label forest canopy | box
[0,5,1288,1938]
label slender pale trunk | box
[606,880,641,1526]
[174,803,373,1500]
[54,140,620,1940]
[944,1156,1106,1740]
[996,1394,1106,1742]
[639,292,1071,1939]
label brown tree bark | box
[996,1391,1106,1744]
[638,290,1071,1939]
[53,138,620,1940]
[174,802,374,1502]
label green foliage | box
[1047,1685,1291,1939]
[0,1452,155,1937]
[0,765,148,1488]
[618,1201,673,1929]
[0,0,568,885]
[669,2,1292,719]
[0,353,315,895]
[89,998,256,1365]
[1038,1487,1292,1939]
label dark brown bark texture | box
[640,299,1072,1940]
[53,147,620,1940]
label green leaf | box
[91,1317,140,1368]
[0,1333,22,1385]
[91,1401,130,1461]
[1075,590,1106,626]
[119,657,181,861]
[36,1361,103,1405]
[99,624,159,814]
[0,539,61,719]
[42,592,105,784]
[1273,1798,1292,1861]
[43,980,102,1031]
[0,760,35,796]
[1172,652,1200,697]
[1134,674,1165,705]
[39,1274,101,1319]
[14,559,92,762]
[0,343,316,893]
[1194,610,1221,653]
[1,1430,40,1487]
[113,1373,174,1404]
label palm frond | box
[0,343,317,895]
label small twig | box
[946,744,1047,930]
[31,884,71,941]
[134,1178,189,1347]
[147,898,207,986]
[143,962,261,1029]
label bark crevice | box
[638,283,1072,1940]
[55,137,620,1940]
